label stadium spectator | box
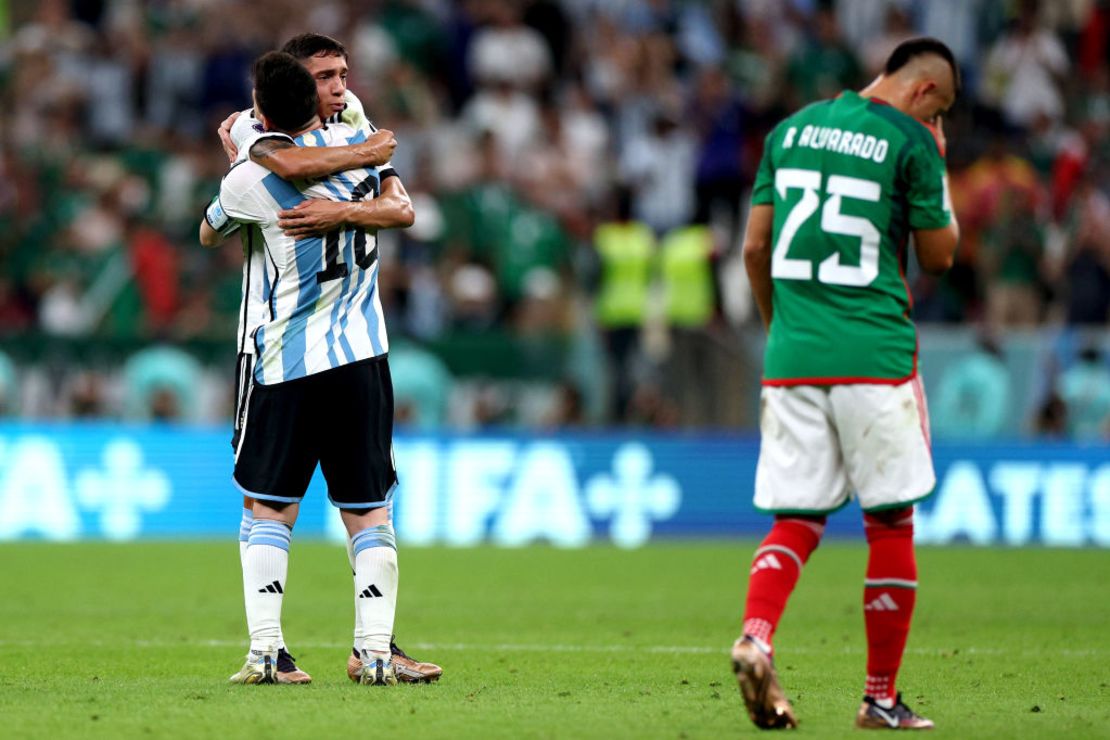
[980,187,1045,327]
[620,108,698,234]
[981,0,1069,129]
[690,64,749,242]
[862,4,916,77]
[1058,169,1110,324]
[785,6,862,105]
[592,187,654,421]
[659,221,719,427]
[467,0,552,92]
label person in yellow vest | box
[593,187,655,422]
[660,218,720,426]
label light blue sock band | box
[239,507,253,543]
[351,524,396,556]
[248,519,292,552]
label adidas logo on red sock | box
[864,593,900,611]
[750,553,784,574]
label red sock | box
[863,507,917,703]
[742,516,825,653]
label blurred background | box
[0,0,1108,546]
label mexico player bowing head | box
[732,38,960,731]
[199,51,413,688]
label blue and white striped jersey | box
[217,122,390,385]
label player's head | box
[880,37,959,123]
[281,33,349,120]
[252,51,320,134]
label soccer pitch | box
[1,542,1107,738]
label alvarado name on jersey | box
[784,124,890,164]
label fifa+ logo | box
[586,443,681,548]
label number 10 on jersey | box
[771,168,882,287]
[315,175,380,284]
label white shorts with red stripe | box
[754,377,935,514]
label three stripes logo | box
[359,584,384,599]
[258,580,284,594]
[750,553,784,575]
[864,593,900,611]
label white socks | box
[351,524,398,657]
[242,518,291,653]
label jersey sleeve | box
[904,140,952,230]
[230,108,262,152]
[218,170,270,226]
[750,128,777,206]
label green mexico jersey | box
[751,90,951,384]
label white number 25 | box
[771,168,881,287]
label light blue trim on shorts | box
[233,476,304,504]
[326,480,398,510]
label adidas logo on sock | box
[359,584,384,599]
[750,553,783,574]
[864,593,899,611]
[258,580,284,594]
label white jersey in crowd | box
[217,120,390,385]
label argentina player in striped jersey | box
[200,50,439,688]
[209,33,441,686]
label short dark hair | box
[252,51,319,132]
[281,33,348,61]
[884,37,961,93]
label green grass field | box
[1,541,1107,738]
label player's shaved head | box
[894,54,956,91]
[884,37,960,94]
[863,37,959,124]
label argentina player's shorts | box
[753,377,935,514]
[232,354,397,508]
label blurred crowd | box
[0,0,1109,438]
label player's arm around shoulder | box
[907,117,959,274]
[248,128,397,181]
[277,175,415,241]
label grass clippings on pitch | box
[1,542,1107,738]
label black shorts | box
[232,354,397,508]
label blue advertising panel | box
[0,423,1106,546]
